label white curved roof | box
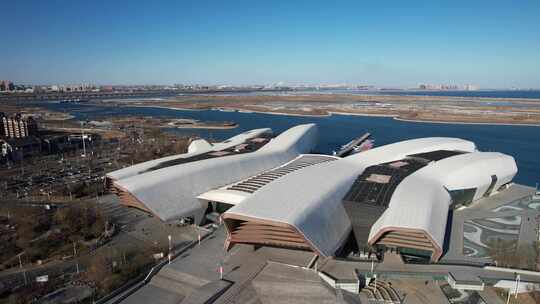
[187,138,212,153]
[224,137,477,256]
[107,128,272,181]
[198,154,338,205]
[114,124,318,223]
[197,189,251,206]
[345,137,477,167]
[368,151,518,258]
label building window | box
[448,188,477,208]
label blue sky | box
[1,0,539,88]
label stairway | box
[359,279,402,304]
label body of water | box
[40,102,540,186]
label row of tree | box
[487,238,540,271]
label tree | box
[13,209,41,251]
[514,243,538,270]
[15,223,33,250]
[116,247,154,283]
[487,239,540,270]
[487,238,517,267]
[6,293,32,304]
[528,284,540,303]
[85,254,109,289]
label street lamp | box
[18,253,23,269]
[73,241,80,274]
[168,235,172,264]
[506,273,521,304]
[514,274,521,299]
[80,122,87,158]
[17,253,27,285]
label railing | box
[483,266,540,277]
[318,270,360,294]
[95,227,215,304]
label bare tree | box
[85,254,109,288]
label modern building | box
[365,151,516,262]
[107,124,318,224]
[0,113,38,139]
[107,128,273,182]
[109,124,530,264]
[222,137,478,259]
[0,80,14,92]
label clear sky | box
[1,0,539,88]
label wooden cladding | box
[373,229,442,261]
[109,179,154,214]
[224,218,313,252]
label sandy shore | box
[129,103,540,127]
[217,108,331,117]
[87,93,540,127]
[392,117,540,127]
[172,123,239,129]
[129,104,206,112]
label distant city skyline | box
[0,81,484,93]
[1,0,539,89]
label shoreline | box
[86,105,239,130]
[328,111,397,118]
[330,110,540,126]
[172,91,540,103]
[221,108,330,117]
[391,117,540,127]
[31,100,540,128]
[170,124,239,130]
[116,104,207,112]
[135,103,331,117]
[133,103,540,127]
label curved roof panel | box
[344,137,477,167]
[107,128,272,181]
[114,124,318,223]
[368,152,518,260]
[224,137,476,256]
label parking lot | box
[1,142,123,201]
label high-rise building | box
[0,80,13,91]
[464,84,479,91]
[0,114,38,139]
